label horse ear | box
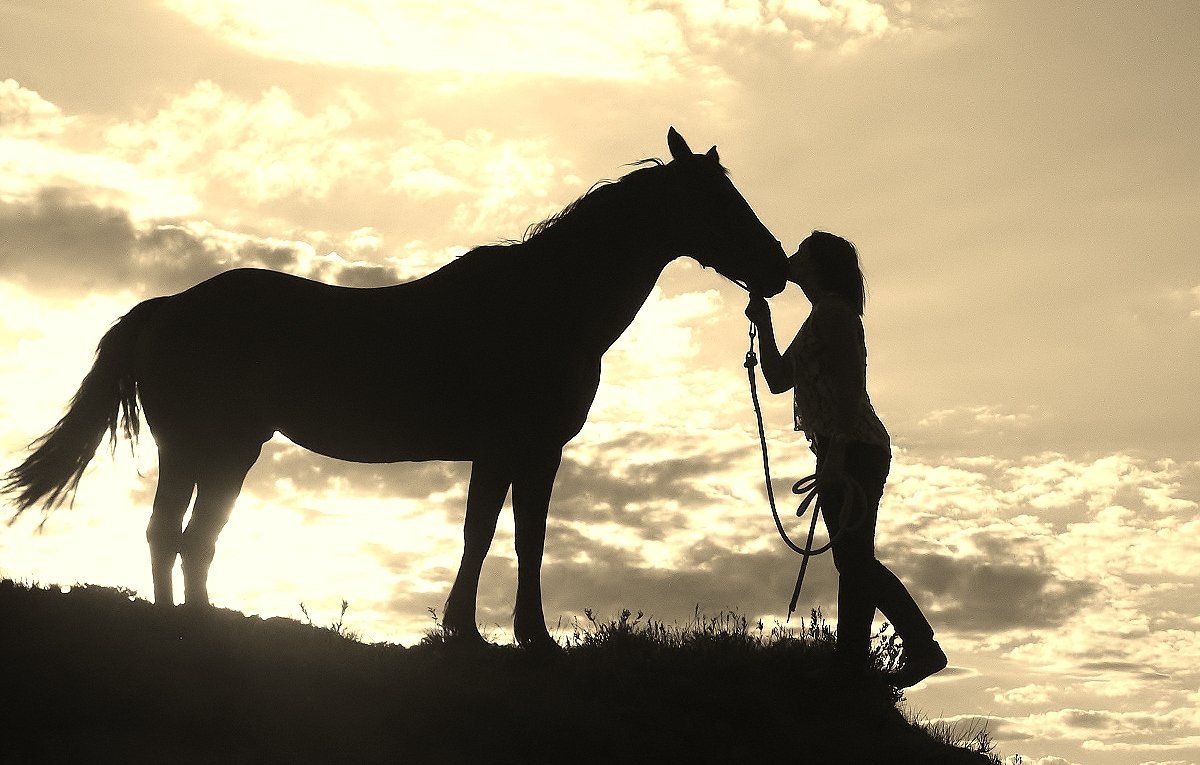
[667,127,693,160]
[705,145,720,163]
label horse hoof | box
[441,626,491,649]
[518,633,563,657]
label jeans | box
[812,435,935,659]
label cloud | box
[163,0,690,80]
[539,538,832,620]
[104,81,576,237]
[0,79,72,138]
[991,683,1056,705]
[376,521,835,627]
[994,706,1200,750]
[765,0,891,50]
[0,81,198,220]
[1002,454,1192,516]
[3,78,582,247]
[0,131,196,223]
[871,450,1200,724]
[389,122,574,236]
[161,0,911,85]
[0,188,137,293]
[902,553,1096,633]
[586,285,753,431]
[0,188,466,296]
[105,81,376,205]
[916,404,1037,431]
[235,429,755,541]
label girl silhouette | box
[745,231,946,688]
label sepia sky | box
[2,2,1198,763]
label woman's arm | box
[745,295,795,394]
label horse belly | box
[277,399,481,463]
[277,363,599,463]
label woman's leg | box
[817,464,876,663]
[817,441,935,660]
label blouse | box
[784,296,890,447]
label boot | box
[888,638,947,689]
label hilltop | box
[0,580,995,763]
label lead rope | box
[743,322,869,619]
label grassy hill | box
[0,580,996,764]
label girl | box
[745,231,946,688]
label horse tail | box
[3,298,166,518]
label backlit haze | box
[2,2,1198,763]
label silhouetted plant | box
[298,598,357,640]
[907,711,1001,764]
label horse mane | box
[454,152,727,267]
[520,158,667,243]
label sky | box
[1,1,1198,762]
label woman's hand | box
[745,294,772,328]
[745,294,794,394]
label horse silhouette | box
[4,128,786,650]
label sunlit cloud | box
[409,126,574,236]
[105,81,576,237]
[162,0,689,80]
[991,683,1056,705]
[0,134,197,222]
[5,78,581,252]
[766,0,891,51]
[0,79,73,138]
[0,80,196,219]
[106,81,375,204]
[996,705,1200,752]
[917,404,1037,430]
[161,0,910,83]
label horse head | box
[661,127,787,297]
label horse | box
[4,128,786,650]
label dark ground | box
[0,580,995,764]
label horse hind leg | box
[442,458,511,643]
[146,448,196,606]
[180,441,262,606]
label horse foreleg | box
[511,448,562,652]
[443,459,511,642]
[146,449,195,606]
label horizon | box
[2,2,1198,764]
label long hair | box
[802,230,865,315]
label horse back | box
[131,267,601,460]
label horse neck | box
[521,217,676,356]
